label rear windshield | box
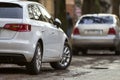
[0,3,23,18]
[79,16,113,24]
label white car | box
[71,14,120,55]
[0,1,72,74]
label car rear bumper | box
[71,35,116,49]
[0,40,35,63]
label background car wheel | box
[26,43,42,75]
[115,50,120,55]
[81,49,88,55]
[72,49,79,55]
[50,42,72,70]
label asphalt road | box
[0,50,120,80]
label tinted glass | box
[79,16,113,24]
[39,6,54,24]
[0,3,23,18]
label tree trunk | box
[82,0,101,14]
[54,0,67,33]
[112,0,120,18]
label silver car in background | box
[71,14,120,55]
[0,1,72,74]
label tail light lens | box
[73,27,80,35]
[4,24,31,32]
[108,28,116,35]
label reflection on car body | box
[0,1,72,75]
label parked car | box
[71,14,120,55]
[0,1,72,74]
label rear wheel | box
[50,42,72,70]
[81,49,88,55]
[26,43,42,75]
[115,50,120,55]
[72,49,79,55]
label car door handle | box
[41,30,46,32]
[52,32,55,34]
[42,31,45,32]
[41,29,46,32]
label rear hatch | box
[0,2,23,39]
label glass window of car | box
[28,4,44,21]
[38,5,54,24]
[0,2,23,18]
[79,16,113,24]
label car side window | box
[28,4,44,21]
[38,5,54,24]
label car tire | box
[50,42,72,70]
[115,50,120,55]
[72,49,79,55]
[81,49,88,55]
[26,43,42,75]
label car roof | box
[81,13,117,18]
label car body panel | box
[0,1,68,63]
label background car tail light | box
[73,27,80,35]
[108,28,116,35]
[4,24,31,32]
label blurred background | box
[26,0,119,34]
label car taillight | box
[108,28,116,35]
[73,27,80,35]
[4,24,31,32]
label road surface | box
[0,50,120,80]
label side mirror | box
[54,18,62,27]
